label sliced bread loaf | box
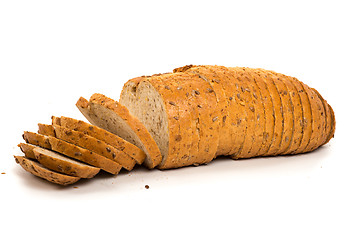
[76,94,162,169]
[14,156,80,186]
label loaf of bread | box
[120,65,335,169]
[14,65,335,185]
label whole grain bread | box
[14,156,80,185]
[18,143,37,159]
[120,65,335,167]
[33,147,100,178]
[24,131,121,174]
[51,116,146,164]
[51,124,136,171]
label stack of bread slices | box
[15,96,162,185]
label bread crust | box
[14,156,80,185]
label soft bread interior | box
[120,80,169,163]
[87,102,154,168]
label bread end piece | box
[14,155,80,186]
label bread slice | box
[173,67,222,165]
[38,123,55,136]
[51,116,146,165]
[33,147,100,178]
[231,68,259,158]
[270,71,302,155]
[202,65,242,157]
[14,156,80,185]
[18,143,37,159]
[147,74,188,168]
[51,125,135,171]
[286,77,312,154]
[270,72,294,155]
[77,94,162,169]
[245,69,275,156]
[257,71,284,156]
[240,67,267,157]
[298,82,324,153]
[182,66,230,157]
[23,131,52,149]
[311,88,331,146]
[24,131,121,174]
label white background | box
[0,0,359,239]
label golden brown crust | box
[14,156,80,185]
[88,94,162,169]
[325,103,335,144]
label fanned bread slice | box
[19,142,99,178]
[23,131,52,149]
[51,116,146,165]
[23,131,121,174]
[33,147,100,178]
[14,156,80,186]
[51,124,136,171]
[76,94,162,169]
[18,143,37,159]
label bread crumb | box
[145,185,149,189]
[73,186,78,189]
